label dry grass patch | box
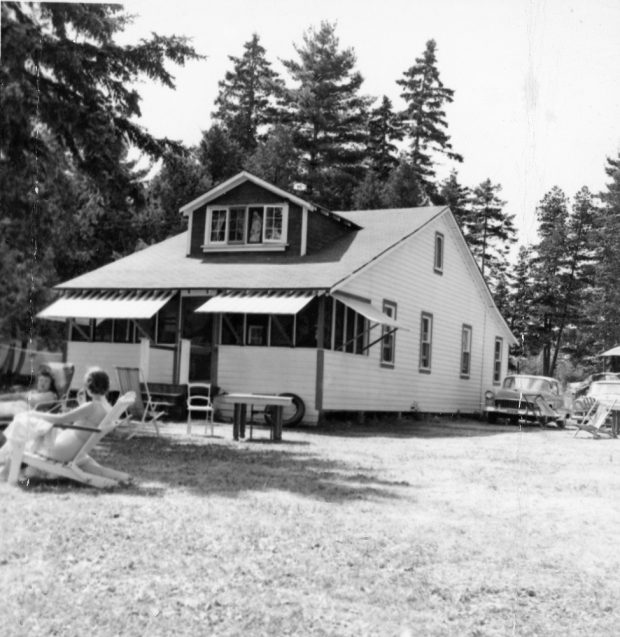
[2,419,620,636]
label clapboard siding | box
[66,342,141,391]
[330,211,511,414]
[148,347,176,384]
[216,346,319,422]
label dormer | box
[180,171,359,258]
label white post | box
[179,339,191,384]
[139,337,151,381]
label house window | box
[210,209,227,243]
[419,312,433,372]
[434,232,444,273]
[461,324,472,378]
[493,337,503,383]
[205,204,288,249]
[381,301,397,367]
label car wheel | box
[487,412,498,424]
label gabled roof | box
[179,170,316,215]
[56,206,447,291]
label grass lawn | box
[2,417,620,636]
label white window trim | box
[203,203,289,251]
[419,312,433,372]
[380,300,397,367]
[434,232,444,273]
[493,337,503,384]
[461,324,472,378]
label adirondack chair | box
[115,367,164,437]
[6,391,136,488]
[574,399,617,438]
[0,362,75,428]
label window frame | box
[380,300,397,368]
[434,232,444,274]
[204,203,289,250]
[493,337,503,384]
[419,312,433,373]
[460,324,472,378]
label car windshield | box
[503,377,552,393]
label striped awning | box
[37,290,173,322]
[332,292,406,329]
[195,292,315,315]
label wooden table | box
[217,393,293,441]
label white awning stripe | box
[37,290,173,321]
[331,293,406,330]
[195,293,315,315]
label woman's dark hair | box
[85,368,110,396]
[38,369,58,396]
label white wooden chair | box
[7,391,136,488]
[186,382,214,436]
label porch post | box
[179,339,191,384]
[139,337,151,381]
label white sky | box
[120,0,620,245]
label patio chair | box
[186,382,214,436]
[6,391,136,488]
[115,367,165,437]
[574,399,616,438]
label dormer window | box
[204,204,288,251]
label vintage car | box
[484,374,569,426]
[569,372,620,399]
[571,379,620,423]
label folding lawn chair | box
[115,367,165,437]
[6,391,136,488]
[574,399,616,438]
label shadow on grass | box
[19,435,411,503]
[309,419,552,439]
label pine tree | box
[467,179,517,290]
[380,159,428,208]
[146,150,212,242]
[351,170,385,209]
[397,39,462,194]
[281,22,372,209]
[529,187,570,374]
[438,170,471,233]
[366,96,404,179]
[591,153,620,349]
[0,2,200,342]
[245,124,299,189]
[197,125,244,183]
[212,33,284,153]
[508,246,535,346]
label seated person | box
[0,367,111,479]
[0,369,58,418]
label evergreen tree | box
[146,150,212,242]
[380,159,428,208]
[366,96,404,179]
[548,186,597,370]
[197,125,244,183]
[212,33,284,152]
[245,124,299,189]
[438,170,471,233]
[467,179,517,290]
[0,2,200,342]
[397,39,462,194]
[281,22,372,209]
[351,170,385,209]
[591,153,620,349]
[507,245,535,348]
[529,187,570,374]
